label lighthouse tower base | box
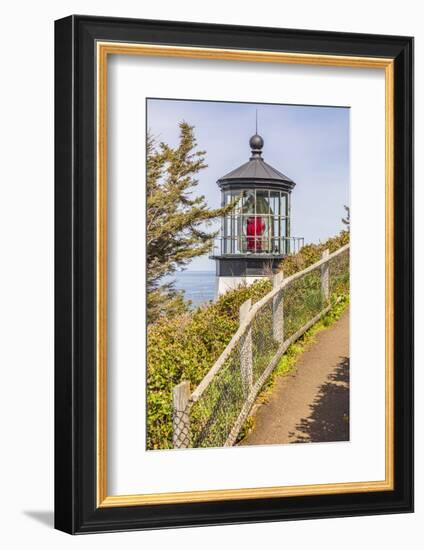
[212,256,284,298]
[216,275,268,297]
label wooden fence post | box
[239,299,253,397]
[273,271,284,342]
[321,249,330,302]
[172,381,191,448]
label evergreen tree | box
[147,122,230,323]
[342,205,350,230]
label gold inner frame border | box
[96,42,394,508]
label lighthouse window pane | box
[250,215,270,253]
[281,193,287,217]
[264,217,272,253]
[233,192,242,214]
[225,216,232,236]
[281,218,287,238]
[274,217,280,237]
[244,215,258,252]
[256,190,270,215]
[238,215,247,253]
[225,191,242,212]
[270,191,280,216]
[242,190,255,214]
[234,218,242,254]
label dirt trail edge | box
[241,309,350,446]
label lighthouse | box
[211,132,303,296]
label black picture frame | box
[55,15,414,534]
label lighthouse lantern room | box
[211,133,304,296]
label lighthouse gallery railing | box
[172,243,350,449]
[211,235,305,257]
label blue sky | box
[147,99,350,271]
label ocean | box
[170,271,216,307]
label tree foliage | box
[342,204,350,229]
[147,122,230,323]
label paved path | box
[241,309,350,446]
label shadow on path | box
[289,356,349,443]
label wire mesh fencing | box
[172,244,350,449]
[329,245,350,297]
[189,346,246,448]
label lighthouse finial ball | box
[249,134,264,151]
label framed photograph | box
[54,15,413,534]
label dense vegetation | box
[147,230,349,450]
[280,230,349,277]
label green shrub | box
[279,230,349,276]
[147,279,272,449]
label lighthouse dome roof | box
[217,134,295,191]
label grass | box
[237,293,350,442]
